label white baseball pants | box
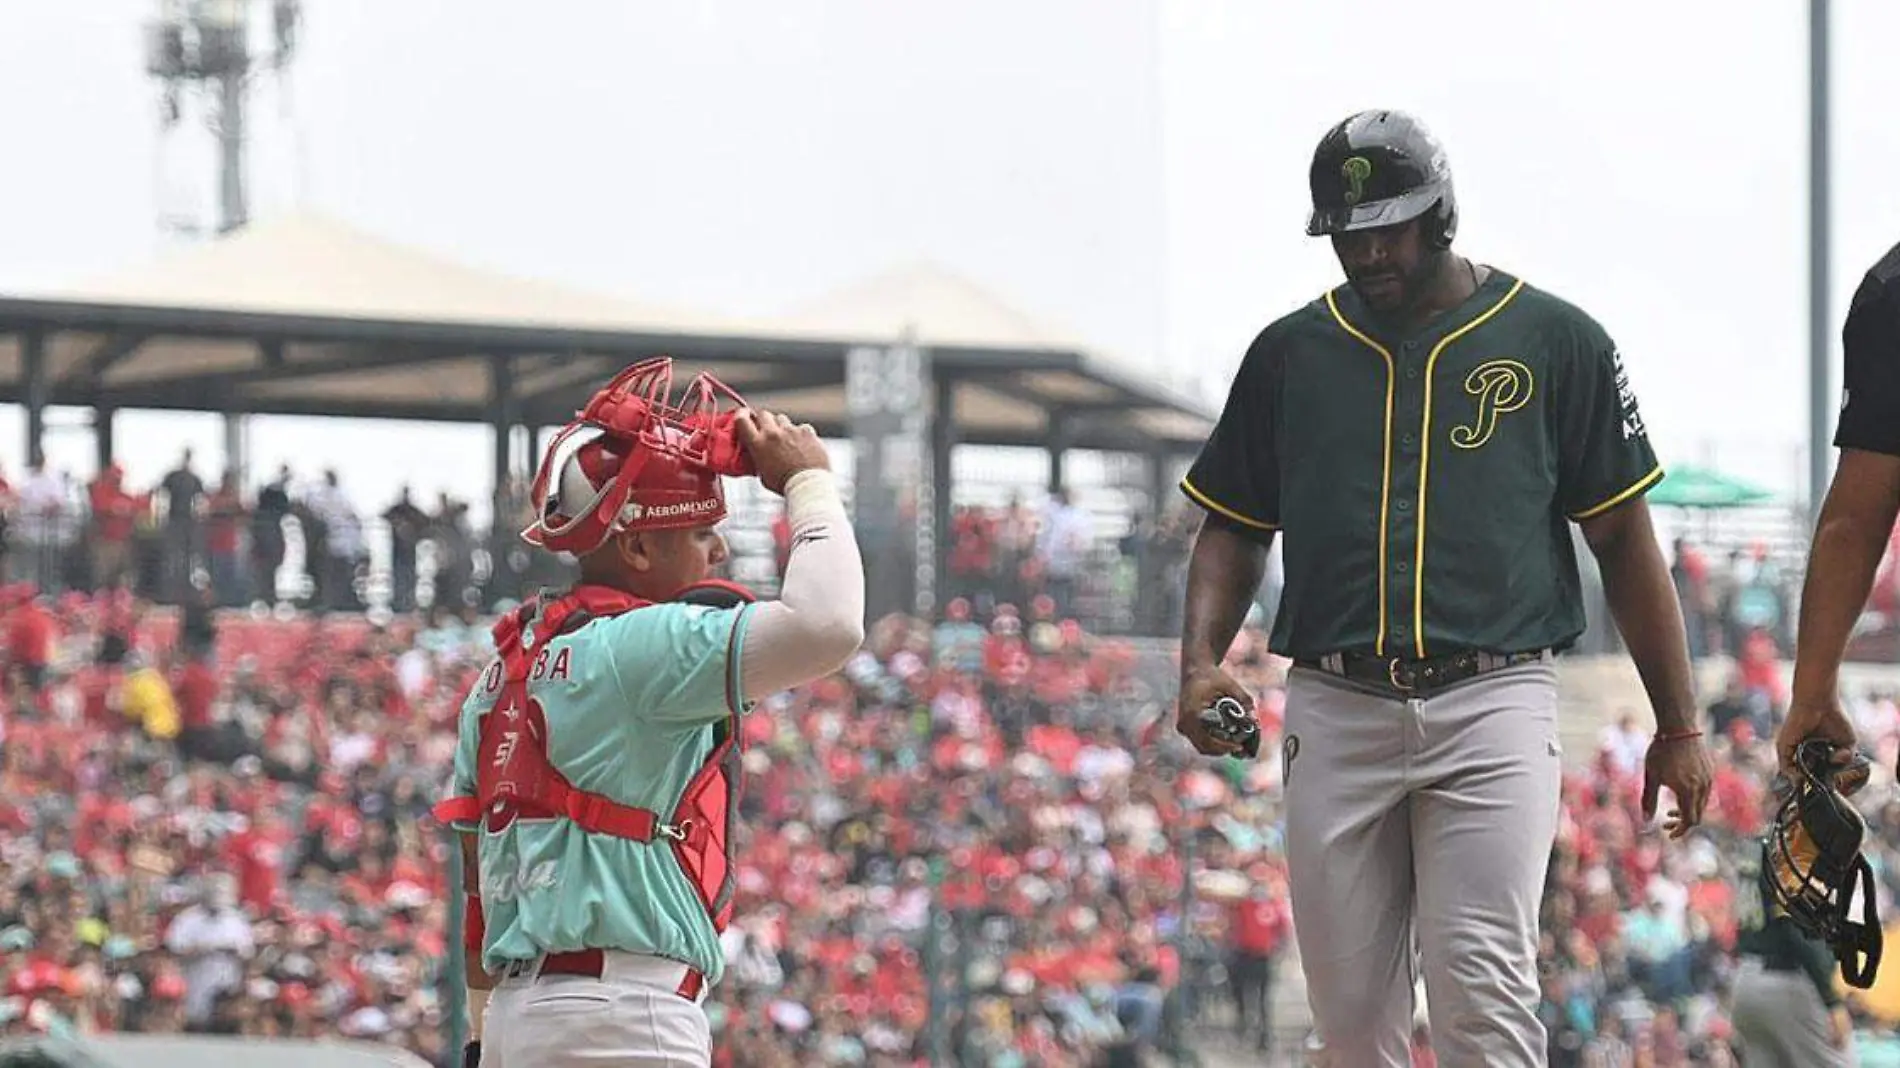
[480,950,712,1068]
[1283,663,1563,1067]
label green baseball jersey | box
[447,601,757,982]
[1182,268,1661,660]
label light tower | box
[144,0,301,487]
[145,0,301,236]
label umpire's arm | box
[1788,271,1900,765]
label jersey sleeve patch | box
[1557,333,1663,520]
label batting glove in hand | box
[1198,697,1261,758]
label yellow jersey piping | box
[1323,288,1397,657]
[1569,463,1664,520]
[1179,476,1279,531]
[1413,278,1526,657]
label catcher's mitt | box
[1762,738,1883,988]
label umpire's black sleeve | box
[1835,265,1900,457]
[1179,326,1282,545]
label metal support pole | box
[23,330,46,468]
[489,356,517,602]
[223,411,247,487]
[931,374,957,610]
[1047,412,1070,494]
[1808,0,1832,522]
[217,61,248,233]
[443,827,468,1055]
[1140,447,1172,635]
[95,406,116,473]
[1176,806,1200,1022]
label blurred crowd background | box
[6,464,1900,1067]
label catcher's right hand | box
[732,409,830,495]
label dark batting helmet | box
[1306,110,1458,249]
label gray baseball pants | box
[1283,663,1562,1067]
[1730,959,1851,1067]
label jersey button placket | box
[1389,338,1425,656]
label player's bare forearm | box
[1792,449,1900,708]
[1580,499,1698,734]
[1181,516,1270,673]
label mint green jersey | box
[446,601,756,982]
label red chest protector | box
[431,580,752,932]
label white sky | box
[2,0,1896,521]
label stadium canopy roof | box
[0,213,1212,455]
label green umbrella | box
[1649,464,1776,509]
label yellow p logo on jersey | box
[1450,359,1534,450]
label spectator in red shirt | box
[171,655,224,764]
[1229,877,1292,1053]
[86,465,144,591]
[5,585,56,700]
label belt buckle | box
[1386,657,1415,694]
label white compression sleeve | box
[738,469,866,703]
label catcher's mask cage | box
[523,357,756,557]
[1762,738,1884,988]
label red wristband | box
[1655,728,1703,742]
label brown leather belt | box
[1295,648,1553,698]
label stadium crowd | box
[5,457,1900,1066]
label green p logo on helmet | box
[1341,156,1372,206]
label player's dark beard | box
[1356,250,1459,325]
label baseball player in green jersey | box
[434,359,865,1068]
[1781,238,1900,779]
[1730,814,1854,1064]
[1173,110,1714,1067]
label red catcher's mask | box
[523,357,756,556]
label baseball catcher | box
[433,357,866,1068]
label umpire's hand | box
[1178,664,1256,758]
